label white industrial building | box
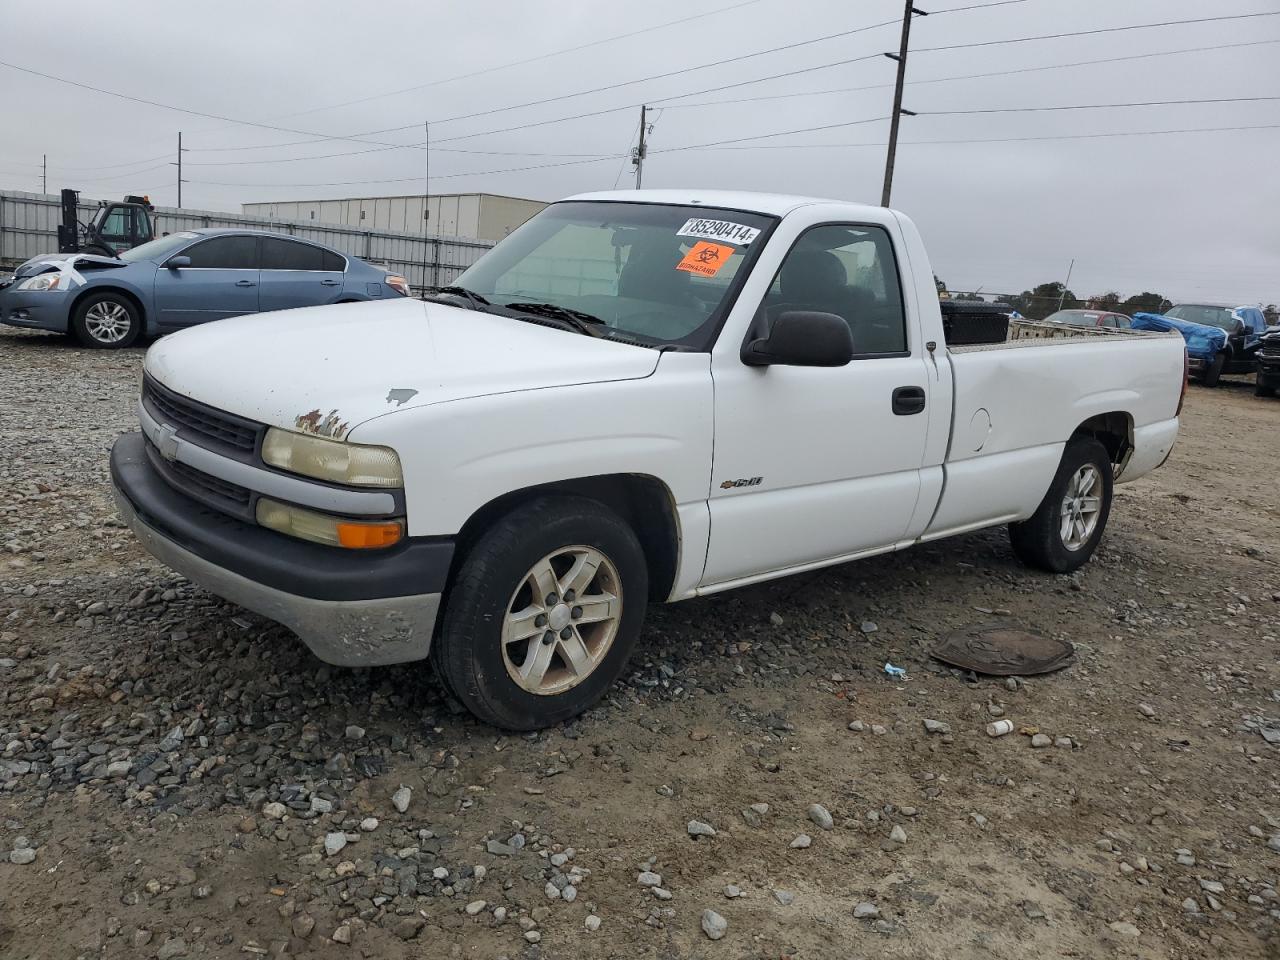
[241,192,546,244]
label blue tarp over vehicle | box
[1131,312,1226,360]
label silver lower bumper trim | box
[113,485,438,667]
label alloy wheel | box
[501,546,622,696]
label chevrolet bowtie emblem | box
[156,423,180,462]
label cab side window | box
[762,224,907,356]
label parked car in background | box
[0,229,410,348]
[1257,324,1280,398]
[1163,303,1269,386]
[1044,308,1132,329]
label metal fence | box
[0,190,494,290]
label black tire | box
[1256,379,1276,398]
[71,291,141,349]
[1200,351,1226,387]
[1009,438,1113,574]
[432,495,649,730]
[81,244,114,258]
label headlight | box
[385,274,410,297]
[262,428,402,487]
[256,498,403,549]
[17,274,62,292]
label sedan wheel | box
[72,293,141,349]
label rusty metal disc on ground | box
[932,622,1074,676]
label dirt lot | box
[1,326,1278,960]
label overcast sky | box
[2,0,1278,303]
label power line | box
[184,154,626,189]
[913,10,1280,54]
[651,121,1280,153]
[13,8,1277,176]
[0,13,898,150]
[273,0,769,120]
[927,95,1280,116]
[929,0,1035,11]
[183,144,624,166]
[659,38,1280,110]
[657,115,892,153]
[425,20,904,128]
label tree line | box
[937,278,1278,323]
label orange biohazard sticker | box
[676,241,733,277]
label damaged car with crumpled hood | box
[0,229,408,348]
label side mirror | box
[165,255,191,269]
[741,311,854,367]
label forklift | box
[56,189,156,257]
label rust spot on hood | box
[295,408,350,439]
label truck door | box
[702,222,934,587]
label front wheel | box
[1009,438,1113,573]
[1256,379,1276,398]
[1200,351,1226,387]
[71,292,141,348]
[432,495,648,730]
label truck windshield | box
[1165,304,1238,331]
[452,201,776,348]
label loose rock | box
[701,909,728,940]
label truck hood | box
[144,298,662,438]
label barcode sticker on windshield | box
[676,218,761,246]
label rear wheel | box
[1009,438,1113,574]
[1200,351,1226,387]
[432,496,648,730]
[71,292,141,349]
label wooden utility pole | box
[176,132,184,207]
[880,2,927,207]
[41,154,46,195]
[633,105,648,189]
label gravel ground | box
[1,325,1278,960]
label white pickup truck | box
[110,190,1186,729]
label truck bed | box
[949,319,1178,353]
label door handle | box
[235,279,256,287]
[892,386,926,416]
[320,279,341,286]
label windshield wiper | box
[504,301,607,337]
[425,285,491,312]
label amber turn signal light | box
[336,521,403,549]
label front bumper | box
[111,431,452,666]
[0,287,72,332]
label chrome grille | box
[1263,337,1280,358]
[142,376,261,454]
